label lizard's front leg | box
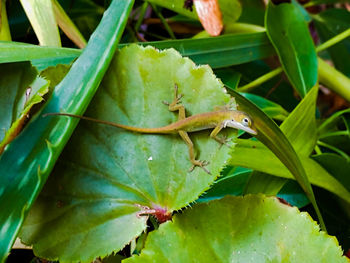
[210,124,231,147]
[164,84,210,174]
[163,83,185,119]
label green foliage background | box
[0,0,350,262]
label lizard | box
[45,84,257,174]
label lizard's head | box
[225,111,257,135]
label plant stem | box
[318,58,350,103]
[314,145,322,155]
[135,2,148,32]
[316,28,350,53]
[237,67,283,93]
[150,3,176,39]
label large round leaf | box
[125,195,347,263]
[20,45,236,262]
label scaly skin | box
[45,84,257,174]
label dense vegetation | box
[0,0,349,262]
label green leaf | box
[217,0,242,25]
[238,0,265,26]
[278,180,310,208]
[314,8,350,77]
[140,32,275,68]
[0,0,11,41]
[317,108,350,160]
[52,0,87,48]
[0,41,80,66]
[318,57,350,103]
[0,0,134,261]
[265,0,318,96]
[226,89,325,229]
[19,0,61,46]
[233,60,299,112]
[313,153,350,192]
[145,0,242,25]
[0,32,275,70]
[230,139,350,204]
[40,64,71,89]
[214,68,241,89]
[306,0,350,6]
[280,85,318,156]
[244,171,287,195]
[240,92,289,121]
[125,195,347,263]
[0,62,36,142]
[20,44,237,262]
[0,62,49,154]
[198,167,252,202]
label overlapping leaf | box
[126,195,347,263]
[314,8,350,77]
[0,0,134,261]
[229,86,350,202]
[265,0,318,96]
[227,87,325,229]
[230,138,350,203]
[0,62,49,154]
[0,32,275,70]
[20,0,61,46]
[20,45,238,262]
[240,93,289,121]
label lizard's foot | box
[214,135,232,148]
[189,160,211,174]
[162,93,183,107]
[220,137,232,148]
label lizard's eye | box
[242,117,250,126]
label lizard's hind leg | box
[179,130,210,175]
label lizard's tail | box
[43,113,173,134]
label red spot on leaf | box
[136,204,172,223]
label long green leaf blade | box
[0,42,80,64]
[19,0,61,46]
[0,0,11,41]
[265,0,318,96]
[227,89,326,230]
[280,85,318,156]
[148,32,275,68]
[0,0,134,261]
[0,32,275,69]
